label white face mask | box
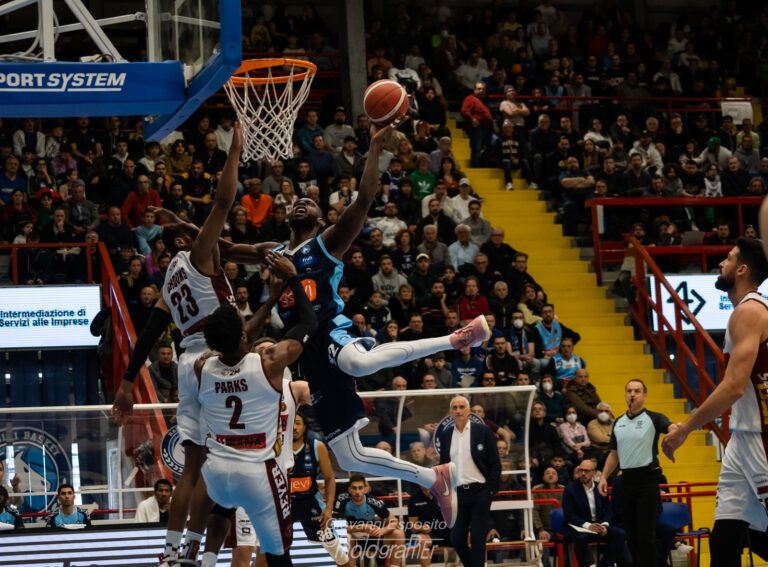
[598,411,610,423]
[513,319,524,329]
[566,413,577,423]
[542,382,553,393]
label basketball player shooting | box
[662,220,768,564]
[226,119,490,528]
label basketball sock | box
[164,530,183,557]
[320,533,349,565]
[330,430,437,488]
[336,336,453,377]
[182,531,204,559]
[200,552,218,567]
[265,552,293,567]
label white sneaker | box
[528,181,539,190]
[505,182,514,191]
[677,543,694,553]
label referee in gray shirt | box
[598,379,678,567]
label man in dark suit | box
[563,458,626,567]
[437,395,501,567]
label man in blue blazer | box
[437,395,501,567]
[563,458,626,567]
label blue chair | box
[550,508,569,566]
[659,502,710,567]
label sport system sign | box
[648,274,768,331]
[0,61,185,118]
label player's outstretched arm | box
[111,297,172,424]
[219,240,279,266]
[316,440,336,529]
[322,120,403,258]
[259,251,319,388]
[662,303,762,461]
[190,123,243,273]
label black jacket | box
[438,419,501,495]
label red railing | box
[627,236,729,444]
[1,242,170,483]
[96,242,171,484]
[586,196,763,285]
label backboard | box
[0,0,241,141]
[144,0,242,141]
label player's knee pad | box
[264,552,292,567]
[318,528,349,565]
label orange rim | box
[228,58,317,86]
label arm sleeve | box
[282,276,320,344]
[123,307,173,382]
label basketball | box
[363,79,409,126]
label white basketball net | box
[224,62,315,163]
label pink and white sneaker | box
[449,315,491,349]
[430,462,458,528]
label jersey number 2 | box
[170,284,200,324]
[226,395,245,429]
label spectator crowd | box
[1,2,764,562]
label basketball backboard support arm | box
[0,0,126,62]
[0,0,241,136]
[143,0,242,142]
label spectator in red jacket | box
[454,275,489,323]
[460,82,494,167]
[120,174,162,229]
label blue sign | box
[0,427,71,512]
[0,61,185,117]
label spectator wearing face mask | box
[587,402,614,466]
[538,374,565,424]
[559,406,593,463]
[509,310,538,373]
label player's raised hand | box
[369,115,409,146]
[265,250,297,280]
[231,121,243,151]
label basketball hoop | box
[224,58,317,162]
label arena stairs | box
[446,118,724,562]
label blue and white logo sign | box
[0,61,184,117]
[0,427,71,512]
[432,413,485,454]
[160,425,185,476]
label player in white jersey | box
[194,255,319,567]
[663,236,768,565]
[111,125,254,566]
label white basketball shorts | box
[175,343,208,445]
[202,455,293,555]
[716,429,768,531]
